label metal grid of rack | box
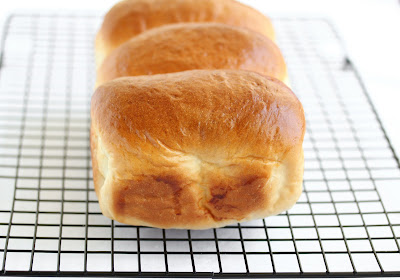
[0,14,399,277]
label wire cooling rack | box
[0,14,399,278]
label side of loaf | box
[91,70,305,229]
[96,23,287,87]
[95,0,275,67]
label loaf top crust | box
[92,70,304,163]
[96,23,286,87]
[95,0,275,66]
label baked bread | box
[95,0,275,67]
[96,23,287,87]
[90,70,305,229]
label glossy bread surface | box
[91,70,305,229]
[96,23,287,87]
[95,0,275,66]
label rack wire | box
[0,14,399,278]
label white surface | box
[0,0,399,160]
[1,0,398,206]
[0,0,399,278]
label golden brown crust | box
[95,0,275,67]
[96,23,286,87]
[90,70,305,229]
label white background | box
[1,0,399,220]
[0,0,399,159]
[0,0,399,279]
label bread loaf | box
[96,23,287,87]
[91,70,305,229]
[95,0,275,67]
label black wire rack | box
[0,13,399,278]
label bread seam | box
[96,134,114,219]
[153,136,281,168]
